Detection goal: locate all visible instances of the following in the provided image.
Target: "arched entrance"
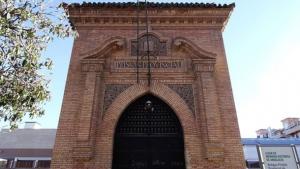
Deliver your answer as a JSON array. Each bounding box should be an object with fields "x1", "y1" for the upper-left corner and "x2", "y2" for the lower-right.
[{"x1": 112, "y1": 94, "x2": 186, "y2": 169}]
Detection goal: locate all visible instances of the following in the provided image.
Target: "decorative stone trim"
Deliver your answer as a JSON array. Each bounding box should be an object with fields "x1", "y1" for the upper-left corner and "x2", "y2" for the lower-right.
[
  {"x1": 192, "y1": 62, "x2": 215, "y2": 72},
  {"x1": 81, "y1": 37, "x2": 125, "y2": 59},
  {"x1": 131, "y1": 34, "x2": 167, "y2": 57},
  {"x1": 103, "y1": 84, "x2": 133, "y2": 112},
  {"x1": 173, "y1": 37, "x2": 216, "y2": 59},
  {"x1": 66, "y1": 3, "x2": 233, "y2": 30},
  {"x1": 69, "y1": 17, "x2": 227, "y2": 28},
  {"x1": 167, "y1": 84, "x2": 195, "y2": 115},
  {"x1": 81, "y1": 59, "x2": 104, "y2": 72}
]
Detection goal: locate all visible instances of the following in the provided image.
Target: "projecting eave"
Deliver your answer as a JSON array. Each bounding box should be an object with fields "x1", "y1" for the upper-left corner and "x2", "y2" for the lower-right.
[
  {"x1": 63, "y1": 2, "x2": 234, "y2": 31},
  {"x1": 65, "y1": 2, "x2": 235, "y2": 9}
]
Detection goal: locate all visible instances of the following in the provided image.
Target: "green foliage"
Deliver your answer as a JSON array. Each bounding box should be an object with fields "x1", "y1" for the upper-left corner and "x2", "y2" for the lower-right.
[{"x1": 0, "y1": 0, "x2": 76, "y2": 128}]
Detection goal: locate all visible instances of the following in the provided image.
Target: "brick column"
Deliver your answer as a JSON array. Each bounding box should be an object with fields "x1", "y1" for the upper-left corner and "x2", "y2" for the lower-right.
[
  {"x1": 193, "y1": 60, "x2": 224, "y2": 161},
  {"x1": 73, "y1": 59, "x2": 104, "y2": 161}
]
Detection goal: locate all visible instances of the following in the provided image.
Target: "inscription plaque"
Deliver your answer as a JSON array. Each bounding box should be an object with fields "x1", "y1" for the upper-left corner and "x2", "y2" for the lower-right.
[{"x1": 111, "y1": 58, "x2": 186, "y2": 72}]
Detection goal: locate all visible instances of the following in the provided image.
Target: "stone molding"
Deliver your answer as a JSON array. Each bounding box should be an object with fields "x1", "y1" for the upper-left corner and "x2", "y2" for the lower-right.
[
  {"x1": 173, "y1": 37, "x2": 216, "y2": 59},
  {"x1": 78, "y1": 35, "x2": 218, "y2": 74},
  {"x1": 192, "y1": 62, "x2": 215, "y2": 72},
  {"x1": 69, "y1": 17, "x2": 227, "y2": 30},
  {"x1": 81, "y1": 36, "x2": 125, "y2": 59},
  {"x1": 172, "y1": 37, "x2": 216, "y2": 73},
  {"x1": 81, "y1": 59, "x2": 104, "y2": 72},
  {"x1": 67, "y1": 6, "x2": 232, "y2": 30}
]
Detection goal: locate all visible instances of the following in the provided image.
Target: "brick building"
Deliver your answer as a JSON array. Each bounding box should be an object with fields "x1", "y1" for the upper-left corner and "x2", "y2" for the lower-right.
[{"x1": 51, "y1": 2, "x2": 245, "y2": 169}]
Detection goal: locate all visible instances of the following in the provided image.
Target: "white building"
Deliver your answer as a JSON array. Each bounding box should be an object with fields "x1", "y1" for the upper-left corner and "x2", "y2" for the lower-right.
[{"x1": 256, "y1": 117, "x2": 300, "y2": 138}]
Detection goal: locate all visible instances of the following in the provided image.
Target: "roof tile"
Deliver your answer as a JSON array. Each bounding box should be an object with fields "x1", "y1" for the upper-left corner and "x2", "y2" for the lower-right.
[{"x1": 66, "y1": 2, "x2": 235, "y2": 9}]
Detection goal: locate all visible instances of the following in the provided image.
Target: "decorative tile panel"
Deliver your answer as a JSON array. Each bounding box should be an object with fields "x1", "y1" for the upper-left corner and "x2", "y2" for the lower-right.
[
  {"x1": 103, "y1": 84, "x2": 132, "y2": 111},
  {"x1": 167, "y1": 84, "x2": 195, "y2": 115}
]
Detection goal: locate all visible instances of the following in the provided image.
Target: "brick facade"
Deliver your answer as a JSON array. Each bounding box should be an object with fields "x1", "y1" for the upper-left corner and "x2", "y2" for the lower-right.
[{"x1": 51, "y1": 2, "x2": 245, "y2": 169}]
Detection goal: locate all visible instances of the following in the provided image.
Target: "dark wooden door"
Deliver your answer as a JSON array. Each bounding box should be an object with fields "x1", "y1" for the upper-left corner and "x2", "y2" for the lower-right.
[{"x1": 112, "y1": 94, "x2": 186, "y2": 169}]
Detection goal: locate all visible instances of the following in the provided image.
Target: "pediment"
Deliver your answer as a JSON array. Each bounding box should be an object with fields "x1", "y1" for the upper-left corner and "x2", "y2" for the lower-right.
[
  {"x1": 80, "y1": 35, "x2": 217, "y2": 73},
  {"x1": 172, "y1": 37, "x2": 216, "y2": 61},
  {"x1": 131, "y1": 32, "x2": 167, "y2": 57},
  {"x1": 81, "y1": 36, "x2": 126, "y2": 59}
]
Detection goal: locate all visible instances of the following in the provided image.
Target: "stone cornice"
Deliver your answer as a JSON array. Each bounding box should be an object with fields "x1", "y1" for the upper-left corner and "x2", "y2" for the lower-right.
[
  {"x1": 67, "y1": 5, "x2": 233, "y2": 30},
  {"x1": 69, "y1": 16, "x2": 228, "y2": 29}
]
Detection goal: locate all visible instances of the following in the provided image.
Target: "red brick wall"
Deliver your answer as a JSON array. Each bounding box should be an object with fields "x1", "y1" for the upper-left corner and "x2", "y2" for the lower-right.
[{"x1": 51, "y1": 5, "x2": 245, "y2": 169}]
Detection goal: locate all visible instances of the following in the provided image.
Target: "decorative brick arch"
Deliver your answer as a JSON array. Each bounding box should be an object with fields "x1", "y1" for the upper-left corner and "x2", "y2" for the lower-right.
[{"x1": 95, "y1": 83, "x2": 202, "y2": 169}]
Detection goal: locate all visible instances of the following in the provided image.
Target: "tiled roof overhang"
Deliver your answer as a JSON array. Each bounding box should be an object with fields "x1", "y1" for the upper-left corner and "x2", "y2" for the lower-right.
[
  {"x1": 65, "y1": 2, "x2": 235, "y2": 9},
  {"x1": 64, "y1": 2, "x2": 235, "y2": 31}
]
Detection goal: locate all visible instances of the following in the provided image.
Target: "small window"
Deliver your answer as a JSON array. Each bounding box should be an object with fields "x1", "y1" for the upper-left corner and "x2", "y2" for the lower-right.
[
  {"x1": 37, "y1": 160, "x2": 51, "y2": 168},
  {"x1": 246, "y1": 160, "x2": 260, "y2": 168},
  {"x1": 0, "y1": 159, "x2": 7, "y2": 168},
  {"x1": 16, "y1": 160, "x2": 34, "y2": 168},
  {"x1": 6, "y1": 159, "x2": 14, "y2": 168}
]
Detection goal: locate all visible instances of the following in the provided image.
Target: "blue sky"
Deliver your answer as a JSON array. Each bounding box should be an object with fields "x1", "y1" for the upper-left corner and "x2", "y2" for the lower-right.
[{"x1": 19, "y1": 0, "x2": 300, "y2": 138}]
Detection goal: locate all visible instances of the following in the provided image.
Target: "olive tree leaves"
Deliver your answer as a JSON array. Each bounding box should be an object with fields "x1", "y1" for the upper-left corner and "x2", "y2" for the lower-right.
[{"x1": 0, "y1": 0, "x2": 76, "y2": 128}]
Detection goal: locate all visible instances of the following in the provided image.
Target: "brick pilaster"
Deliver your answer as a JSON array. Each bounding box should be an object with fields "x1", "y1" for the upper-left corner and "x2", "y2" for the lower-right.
[
  {"x1": 73, "y1": 59, "x2": 104, "y2": 161},
  {"x1": 193, "y1": 60, "x2": 224, "y2": 160}
]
